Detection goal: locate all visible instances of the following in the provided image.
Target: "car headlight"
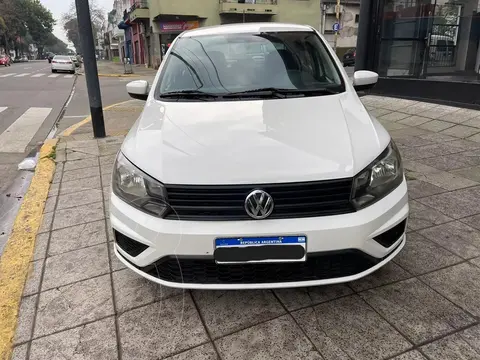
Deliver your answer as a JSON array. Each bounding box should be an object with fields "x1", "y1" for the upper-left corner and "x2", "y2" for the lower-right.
[
  {"x1": 112, "y1": 152, "x2": 168, "y2": 217},
  {"x1": 352, "y1": 141, "x2": 403, "y2": 209}
]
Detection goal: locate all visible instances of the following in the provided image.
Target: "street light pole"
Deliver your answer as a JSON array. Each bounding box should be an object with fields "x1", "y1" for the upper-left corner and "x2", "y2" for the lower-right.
[{"x1": 75, "y1": 0, "x2": 106, "y2": 138}]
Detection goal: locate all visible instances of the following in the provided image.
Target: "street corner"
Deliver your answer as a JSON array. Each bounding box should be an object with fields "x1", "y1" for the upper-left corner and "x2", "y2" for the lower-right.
[
  {"x1": 60, "y1": 100, "x2": 144, "y2": 140},
  {"x1": 0, "y1": 139, "x2": 57, "y2": 360},
  {"x1": 97, "y1": 73, "x2": 140, "y2": 78}
]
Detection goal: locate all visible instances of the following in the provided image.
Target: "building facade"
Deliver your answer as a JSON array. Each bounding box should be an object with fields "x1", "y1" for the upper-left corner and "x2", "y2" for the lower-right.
[
  {"x1": 356, "y1": 0, "x2": 480, "y2": 107},
  {"x1": 322, "y1": 0, "x2": 360, "y2": 52},
  {"x1": 113, "y1": 0, "x2": 360, "y2": 67}
]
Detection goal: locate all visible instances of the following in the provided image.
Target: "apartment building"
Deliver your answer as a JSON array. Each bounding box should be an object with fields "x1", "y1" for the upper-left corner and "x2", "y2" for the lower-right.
[
  {"x1": 321, "y1": 0, "x2": 360, "y2": 52},
  {"x1": 116, "y1": 0, "x2": 359, "y2": 67}
]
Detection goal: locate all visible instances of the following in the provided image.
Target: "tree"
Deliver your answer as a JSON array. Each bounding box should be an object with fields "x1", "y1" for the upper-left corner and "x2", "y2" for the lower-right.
[
  {"x1": 64, "y1": 18, "x2": 81, "y2": 53},
  {"x1": 0, "y1": 0, "x2": 54, "y2": 58},
  {"x1": 62, "y1": 0, "x2": 106, "y2": 54},
  {"x1": 44, "y1": 33, "x2": 69, "y2": 55},
  {"x1": 26, "y1": 0, "x2": 55, "y2": 58}
]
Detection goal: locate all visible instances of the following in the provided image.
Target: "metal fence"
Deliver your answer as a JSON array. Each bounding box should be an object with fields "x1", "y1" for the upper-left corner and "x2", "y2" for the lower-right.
[{"x1": 427, "y1": 24, "x2": 458, "y2": 67}]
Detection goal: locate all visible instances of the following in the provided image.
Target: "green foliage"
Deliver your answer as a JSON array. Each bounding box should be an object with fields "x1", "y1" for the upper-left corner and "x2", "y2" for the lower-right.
[
  {"x1": 44, "y1": 33, "x2": 69, "y2": 55},
  {"x1": 63, "y1": 18, "x2": 81, "y2": 53},
  {"x1": 62, "y1": 0, "x2": 106, "y2": 54},
  {"x1": 0, "y1": 0, "x2": 55, "y2": 57}
]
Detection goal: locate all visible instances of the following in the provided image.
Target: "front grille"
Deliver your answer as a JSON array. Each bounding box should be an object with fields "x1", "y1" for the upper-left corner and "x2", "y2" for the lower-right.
[
  {"x1": 164, "y1": 179, "x2": 355, "y2": 220},
  {"x1": 127, "y1": 250, "x2": 383, "y2": 284}
]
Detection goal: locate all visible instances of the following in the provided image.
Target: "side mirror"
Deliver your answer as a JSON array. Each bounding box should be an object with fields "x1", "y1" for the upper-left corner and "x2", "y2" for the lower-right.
[
  {"x1": 126, "y1": 80, "x2": 149, "y2": 101},
  {"x1": 352, "y1": 70, "x2": 378, "y2": 92}
]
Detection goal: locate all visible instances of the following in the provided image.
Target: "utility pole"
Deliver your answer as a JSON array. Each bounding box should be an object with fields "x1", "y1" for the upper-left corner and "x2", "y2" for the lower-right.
[
  {"x1": 333, "y1": 0, "x2": 341, "y2": 53},
  {"x1": 75, "y1": 0, "x2": 106, "y2": 138}
]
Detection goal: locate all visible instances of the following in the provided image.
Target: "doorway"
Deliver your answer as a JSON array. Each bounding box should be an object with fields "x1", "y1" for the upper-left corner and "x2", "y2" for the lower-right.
[
  {"x1": 135, "y1": 41, "x2": 140, "y2": 64},
  {"x1": 376, "y1": 0, "x2": 435, "y2": 78}
]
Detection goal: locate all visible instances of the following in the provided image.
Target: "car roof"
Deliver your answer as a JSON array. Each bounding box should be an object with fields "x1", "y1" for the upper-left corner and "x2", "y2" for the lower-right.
[{"x1": 181, "y1": 22, "x2": 314, "y2": 38}]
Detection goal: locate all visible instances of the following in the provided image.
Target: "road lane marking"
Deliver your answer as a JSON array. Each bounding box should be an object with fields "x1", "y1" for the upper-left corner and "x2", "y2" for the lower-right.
[
  {"x1": 0, "y1": 107, "x2": 7, "y2": 114},
  {"x1": 48, "y1": 74, "x2": 59, "y2": 78},
  {"x1": 0, "y1": 107, "x2": 52, "y2": 153},
  {"x1": 0, "y1": 73, "x2": 15, "y2": 77},
  {"x1": 63, "y1": 115, "x2": 89, "y2": 118},
  {"x1": 31, "y1": 73, "x2": 45, "y2": 77},
  {"x1": 64, "y1": 75, "x2": 74, "y2": 78},
  {"x1": 14, "y1": 73, "x2": 30, "y2": 77}
]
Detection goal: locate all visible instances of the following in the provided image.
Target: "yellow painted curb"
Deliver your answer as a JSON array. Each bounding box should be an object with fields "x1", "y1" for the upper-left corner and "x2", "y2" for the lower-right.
[
  {"x1": 60, "y1": 100, "x2": 132, "y2": 137},
  {"x1": 0, "y1": 139, "x2": 58, "y2": 360}
]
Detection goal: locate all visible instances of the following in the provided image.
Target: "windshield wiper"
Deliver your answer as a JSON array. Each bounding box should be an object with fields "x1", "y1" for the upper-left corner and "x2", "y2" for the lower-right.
[
  {"x1": 225, "y1": 87, "x2": 342, "y2": 98},
  {"x1": 159, "y1": 90, "x2": 220, "y2": 100}
]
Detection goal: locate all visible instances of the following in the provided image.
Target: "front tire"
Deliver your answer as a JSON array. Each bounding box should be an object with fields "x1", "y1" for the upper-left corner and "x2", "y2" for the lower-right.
[
  {"x1": 70, "y1": 70, "x2": 75, "y2": 74},
  {"x1": 51, "y1": 69, "x2": 56, "y2": 73}
]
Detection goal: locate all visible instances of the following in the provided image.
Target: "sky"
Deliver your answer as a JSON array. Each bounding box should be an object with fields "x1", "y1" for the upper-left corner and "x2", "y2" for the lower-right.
[{"x1": 39, "y1": 0, "x2": 112, "y2": 46}]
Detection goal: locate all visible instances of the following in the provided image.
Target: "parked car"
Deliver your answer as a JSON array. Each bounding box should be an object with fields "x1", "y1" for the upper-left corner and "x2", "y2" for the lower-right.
[
  {"x1": 51, "y1": 55, "x2": 75, "y2": 74},
  {"x1": 0, "y1": 55, "x2": 11, "y2": 66},
  {"x1": 343, "y1": 48, "x2": 356, "y2": 66},
  {"x1": 70, "y1": 56, "x2": 80, "y2": 67},
  {"x1": 113, "y1": 23, "x2": 407, "y2": 290}
]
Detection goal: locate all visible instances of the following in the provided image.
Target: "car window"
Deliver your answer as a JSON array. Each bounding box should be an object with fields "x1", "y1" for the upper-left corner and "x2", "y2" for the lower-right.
[{"x1": 157, "y1": 31, "x2": 343, "y2": 98}]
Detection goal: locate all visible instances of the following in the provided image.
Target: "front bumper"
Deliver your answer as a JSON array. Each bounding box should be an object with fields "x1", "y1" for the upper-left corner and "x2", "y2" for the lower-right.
[{"x1": 110, "y1": 179, "x2": 408, "y2": 289}]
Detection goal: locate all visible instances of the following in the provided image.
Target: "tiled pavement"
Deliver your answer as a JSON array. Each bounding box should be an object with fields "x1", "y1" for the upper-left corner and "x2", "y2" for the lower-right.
[{"x1": 12, "y1": 96, "x2": 480, "y2": 360}]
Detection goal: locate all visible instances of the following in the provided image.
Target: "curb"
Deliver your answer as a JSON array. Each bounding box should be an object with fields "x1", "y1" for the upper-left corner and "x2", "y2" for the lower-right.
[
  {"x1": 0, "y1": 139, "x2": 58, "y2": 360},
  {"x1": 98, "y1": 73, "x2": 140, "y2": 78},
  {"x1": 59, "y1": 100, "x2": 133, "y2": 137}
]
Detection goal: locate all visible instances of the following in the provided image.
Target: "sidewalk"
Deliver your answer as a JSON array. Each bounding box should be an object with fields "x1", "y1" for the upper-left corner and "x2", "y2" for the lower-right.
[
  {"x1": 92, "y1": 61, "x2": 157, "y2": 78},
  {"x1": 61, "y1": 99, "x2": 145, "y2": 140},
  {"x1": 6, "y1": 96, "x2": 480, "y2": 360}
]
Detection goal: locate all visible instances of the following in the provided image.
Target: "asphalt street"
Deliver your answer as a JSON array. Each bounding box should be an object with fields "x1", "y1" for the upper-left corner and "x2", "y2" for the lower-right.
[
  {"x1": 56, "y1": 72, "x2": 151, "y2": 134},
  {"x1": 0, "y1": 60, "x2": 76, "y2": 253},
  {"x1": 0, "y1": 60, "x2": 75, "y2": 185}
]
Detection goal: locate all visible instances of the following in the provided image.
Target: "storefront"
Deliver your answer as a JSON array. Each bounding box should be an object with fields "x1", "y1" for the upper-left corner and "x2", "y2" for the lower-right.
[
  {"x1": 356, "y1": 0, "x2": 480, "y2": 107},
  {"x1": 158, "y1": 20, "x2": 200, "y2": 59}
]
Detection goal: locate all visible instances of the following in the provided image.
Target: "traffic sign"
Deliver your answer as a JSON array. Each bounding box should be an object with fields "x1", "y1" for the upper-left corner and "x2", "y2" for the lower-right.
[{"x1": 333, "y1": 23, "x2": 340, "y2": 32}]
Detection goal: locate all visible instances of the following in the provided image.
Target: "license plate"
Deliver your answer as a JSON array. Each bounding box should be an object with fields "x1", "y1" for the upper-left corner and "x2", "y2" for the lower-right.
[{"x1": 214, "y1": 235, "x2": 307, "y2": 264}]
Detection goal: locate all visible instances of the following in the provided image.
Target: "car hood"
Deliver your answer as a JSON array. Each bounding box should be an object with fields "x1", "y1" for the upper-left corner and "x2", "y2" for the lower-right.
[{"x1": 122, "y1": 93, "x2": 390, "y2": 185}]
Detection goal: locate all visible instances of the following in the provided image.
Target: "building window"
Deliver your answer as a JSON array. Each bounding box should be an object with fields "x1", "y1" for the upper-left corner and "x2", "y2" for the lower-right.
[{"x1": 355, "y1": 14, "x2": 360, "y2": 23}]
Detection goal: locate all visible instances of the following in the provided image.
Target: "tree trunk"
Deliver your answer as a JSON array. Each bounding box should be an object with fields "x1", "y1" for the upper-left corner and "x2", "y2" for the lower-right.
[{"x1": 38, "y1": 46, "x2": 43, "y2": 60}]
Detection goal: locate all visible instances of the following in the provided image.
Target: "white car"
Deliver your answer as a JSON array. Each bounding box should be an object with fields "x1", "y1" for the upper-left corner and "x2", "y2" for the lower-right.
[
  {"x1": 51, "y1": 55, "x2": 75, "y2": 74},
  {"x1": 111, "y1": 23, "x2": 408, "y2": 290}
]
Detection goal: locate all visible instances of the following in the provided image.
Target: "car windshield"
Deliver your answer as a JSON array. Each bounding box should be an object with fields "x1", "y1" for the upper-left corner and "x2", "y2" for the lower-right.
[
  {"x1": 157, "y1": 31, "x2": 344, "y2": 99},
  {"x1": 54, "y1": 56, "x2": 70, "y2": 60}
]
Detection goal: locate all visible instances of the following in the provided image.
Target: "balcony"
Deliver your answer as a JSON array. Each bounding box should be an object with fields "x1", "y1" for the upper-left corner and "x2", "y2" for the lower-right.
[
  {"x1": 129, "y1": 1, "x2": 150, "y2": 22},
  {"x1": 219, "y1": 0, "x2": 278, "y2": 15}
]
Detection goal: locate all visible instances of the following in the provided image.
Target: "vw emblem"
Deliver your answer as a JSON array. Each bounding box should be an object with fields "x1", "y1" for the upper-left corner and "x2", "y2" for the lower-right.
[{"x1": 245, "y1": 190, "x2": 274, "y2": 220}]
